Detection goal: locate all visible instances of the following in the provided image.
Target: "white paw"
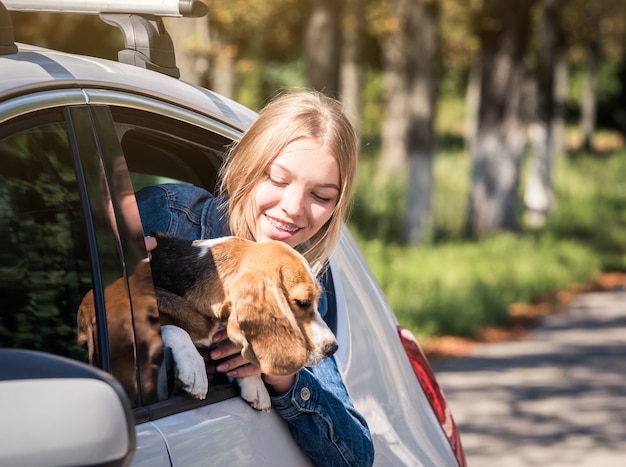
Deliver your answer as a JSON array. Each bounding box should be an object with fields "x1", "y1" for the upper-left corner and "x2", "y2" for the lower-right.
[
  {"x1": 161, "y1": 325, "x2": 208, "y2": 399},
  {"x1": 237, "y1": 376, "x2": 271, "y2": 411}
]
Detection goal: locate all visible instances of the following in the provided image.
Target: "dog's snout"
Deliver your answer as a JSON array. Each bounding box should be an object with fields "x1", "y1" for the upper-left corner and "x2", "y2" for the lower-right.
[{"x1": 324, "y1": 341, "x2": 338, "y2": 357}]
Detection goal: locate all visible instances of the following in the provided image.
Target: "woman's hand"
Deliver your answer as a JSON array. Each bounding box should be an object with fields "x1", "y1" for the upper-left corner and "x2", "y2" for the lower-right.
[
  {"x1": 210, "y1": 326, "x2": 296, "y2": 395},
  {"x1": 144, "y1": 236, "x2": 157, "y2": 259}
]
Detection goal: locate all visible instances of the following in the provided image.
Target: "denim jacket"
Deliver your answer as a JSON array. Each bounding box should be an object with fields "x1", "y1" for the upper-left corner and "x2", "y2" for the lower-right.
[{"x1": 135, "y1": 184, "x2": 374, "y2": 467}]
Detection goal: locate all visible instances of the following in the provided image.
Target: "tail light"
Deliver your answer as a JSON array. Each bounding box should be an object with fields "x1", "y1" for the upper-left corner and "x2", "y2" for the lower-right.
[{"x1": 397, "y1": 326, "x2": 467, "y2": 467}]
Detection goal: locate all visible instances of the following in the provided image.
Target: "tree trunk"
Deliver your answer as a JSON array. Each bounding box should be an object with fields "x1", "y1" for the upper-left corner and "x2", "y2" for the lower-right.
[
  {"x1": 340, "y1": 0, "x2": 362, "y2": 138},
  {"x1": 305, "y1": 0, "x2": 341, "y2": 98},
  {"x1": 580, "y1": 41, "x2": 600, "y2": 152},
  {"x1": 164, "y1": 17, "x2": 211, "y2": 87},
  {"x1": 209, "y1": 33, "x2": 237, "y2": 99},
  {"x1": 468, "y1": 0, "x2": 536, "y2": 238},
  {"x1": 524, "y1": 0, "x2": 564, "y2": 227},
  {"x1": 464, "y1": 52, "x2": 481, "y2": 157},
  {"x1": 552, "y1": 55, "x2": 568, "y2": 158},
  {"x1": 379, "y1": 2, "x2": 410, "y2": 175},
  {"x1": 404, "y1": 0, "x2": 439, "y2": 244}
]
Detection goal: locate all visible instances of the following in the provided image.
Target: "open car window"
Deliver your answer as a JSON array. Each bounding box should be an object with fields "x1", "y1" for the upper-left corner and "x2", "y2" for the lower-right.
[
  {"x1": 110, "y1": 106, "x2": 243, "y2": 412},
  {"x1": 110, "y1": 107, "x2": 231, "y2": 192}
]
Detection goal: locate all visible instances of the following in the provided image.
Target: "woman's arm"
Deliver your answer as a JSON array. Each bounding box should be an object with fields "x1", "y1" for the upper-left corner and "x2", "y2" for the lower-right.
[{"x1": 269, "y1": 356, "x2": 375, "y2": 467}]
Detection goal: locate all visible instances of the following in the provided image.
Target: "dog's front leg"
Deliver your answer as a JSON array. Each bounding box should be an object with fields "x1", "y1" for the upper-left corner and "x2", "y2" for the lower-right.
[
  {"x1": 160, "y1": 325, "x2": 208, "y2": 399},
  {"x1": 237, "y1": 375, "x2": 271, "y2": 411}
]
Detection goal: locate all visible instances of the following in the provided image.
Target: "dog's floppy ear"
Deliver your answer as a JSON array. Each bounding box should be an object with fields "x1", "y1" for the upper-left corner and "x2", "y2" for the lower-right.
[{"x1": 227, "y1": 273, "x2": 308, "y2": 376}]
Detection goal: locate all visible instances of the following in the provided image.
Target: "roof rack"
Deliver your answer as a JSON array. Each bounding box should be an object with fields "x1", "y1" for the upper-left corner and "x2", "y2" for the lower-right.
[
  {"x1": 1, "y1": 1, "x2": 208, "y2": 17},
  {"x1": 0, "y1": 0, "x2": 209, "y2": 78}
]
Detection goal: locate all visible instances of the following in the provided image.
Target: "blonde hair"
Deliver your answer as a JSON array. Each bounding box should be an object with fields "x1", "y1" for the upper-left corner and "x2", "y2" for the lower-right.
[{"x1": 218, "y1": 90, "x2": 358, "y2": 273}]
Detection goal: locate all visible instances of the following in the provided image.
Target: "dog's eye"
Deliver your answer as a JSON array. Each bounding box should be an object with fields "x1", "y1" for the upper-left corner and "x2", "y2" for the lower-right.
[{"x1": 294, "y1": 299, "x2": 311, "y2": 310}]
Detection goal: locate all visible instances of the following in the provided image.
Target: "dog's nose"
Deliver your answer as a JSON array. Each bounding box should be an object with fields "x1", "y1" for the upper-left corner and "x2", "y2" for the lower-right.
[{"x1": 324, "y1": 341, "x2": 338, "y2": 357}]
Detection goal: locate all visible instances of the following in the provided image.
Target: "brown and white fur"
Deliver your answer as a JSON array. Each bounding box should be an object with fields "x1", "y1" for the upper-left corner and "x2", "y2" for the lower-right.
[{"x1": 150, "y1": 232, "x2": 338, "y2": 410}]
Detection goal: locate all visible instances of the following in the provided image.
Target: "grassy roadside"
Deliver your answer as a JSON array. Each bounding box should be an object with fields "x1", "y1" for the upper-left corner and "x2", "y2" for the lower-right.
[{"x1": 348, "y1": 132, "x2": 626, "y2": 345}]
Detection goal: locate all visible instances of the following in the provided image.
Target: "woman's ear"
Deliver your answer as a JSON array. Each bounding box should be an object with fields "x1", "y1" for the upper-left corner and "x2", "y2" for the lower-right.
[{"x1": 227, "y1": 274, "x2": 308, "y2": 375}]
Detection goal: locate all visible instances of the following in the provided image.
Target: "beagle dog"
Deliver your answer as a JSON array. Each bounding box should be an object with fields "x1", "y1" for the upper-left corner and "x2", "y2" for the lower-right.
[
  {"x1": 77, "y1": 259, "x2": 164, "y2": 403},
  {"x1": 150, "y1": 232, "x2": 338, "y2": 410}
]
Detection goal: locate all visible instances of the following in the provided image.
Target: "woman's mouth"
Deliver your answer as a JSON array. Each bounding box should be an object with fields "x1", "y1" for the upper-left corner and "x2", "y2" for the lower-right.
[{"x1": 265, "y1": 215, "x2": 301, "y2": 232}]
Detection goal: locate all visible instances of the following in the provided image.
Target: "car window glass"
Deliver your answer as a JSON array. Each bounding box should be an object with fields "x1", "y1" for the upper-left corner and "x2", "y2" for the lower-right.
[
  {"x1": 111, "y1": 108, "x2": 237, "y2": 400},
  {"x1": 110, "y1": 108, "x2": 229, "y2": 192},
  {"x1": 0, "y1": 117, "x2": 91, "y2": 363},
  {"x1": 89, "y1": 105, "x2": 163, "y2": 406},
  {"x1": 55, "y1": 104, "x2": 169, "y2": 409}
]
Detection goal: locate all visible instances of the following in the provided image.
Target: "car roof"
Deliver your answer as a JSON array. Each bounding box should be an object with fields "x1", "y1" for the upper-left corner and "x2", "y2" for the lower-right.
[
  {"x1": 0, "y1": 42, "x2": 257, "y2": 131},
  {"x1": 0, "y1": 1, "x2": 257, "y2": 129}
]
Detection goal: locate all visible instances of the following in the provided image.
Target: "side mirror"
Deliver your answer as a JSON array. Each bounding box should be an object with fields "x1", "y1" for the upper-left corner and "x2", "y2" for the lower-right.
[{"x1": 0, "y1": 349, "x2": 136, "y2": 467}]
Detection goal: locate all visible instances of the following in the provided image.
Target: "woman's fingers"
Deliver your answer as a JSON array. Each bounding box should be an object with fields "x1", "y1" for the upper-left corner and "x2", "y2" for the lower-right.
[
  {"x1": 218, "y1": 358, "x2": 261, "y2": 378},
  {"x1": 144, "y1": 236, "x2": 157, "y2": 252},
  {"x1": 211, "y1": 326, "x2": 228, "y2": 344},
  {"x1": 210, "y1": 335, "x2": 261, "y2": 377},
  {"x1": 210, "y1": 340, "x2": 240, "y2": 360}
]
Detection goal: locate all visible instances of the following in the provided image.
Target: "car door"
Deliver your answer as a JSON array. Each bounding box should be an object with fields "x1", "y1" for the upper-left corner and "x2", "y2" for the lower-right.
[{"x1": 0, "y1": 97, "x2": 171, "y2": 465}]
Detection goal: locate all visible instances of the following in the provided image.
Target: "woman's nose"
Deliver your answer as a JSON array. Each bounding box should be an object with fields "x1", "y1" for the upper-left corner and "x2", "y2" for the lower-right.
[{"x1": 280, "y1": 185, "x2": 306, "y2": 217}]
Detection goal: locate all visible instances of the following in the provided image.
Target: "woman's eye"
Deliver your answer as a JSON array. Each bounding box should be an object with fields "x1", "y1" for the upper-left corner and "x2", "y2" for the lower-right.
[
  {"x1": 267, "y1": 174, "x2": 287, "y2": 186},
  {"x1": 313, "y1": 193, "x2": 332, "y2": 203}
]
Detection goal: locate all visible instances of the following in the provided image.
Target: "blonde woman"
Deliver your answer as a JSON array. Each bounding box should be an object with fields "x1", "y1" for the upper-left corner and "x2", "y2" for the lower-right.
[{"x1": 137, "y1": 90, "x2": 374, "y2": 466}]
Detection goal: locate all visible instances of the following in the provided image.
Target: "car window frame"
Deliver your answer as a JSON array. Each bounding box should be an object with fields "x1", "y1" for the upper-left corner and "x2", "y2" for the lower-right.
[
  {"x1": 102, "y1": 100, "x2": 247, "y2": 419},
  {"x1": 0, "y1": 101, "x2": 144, "y2": 399}
]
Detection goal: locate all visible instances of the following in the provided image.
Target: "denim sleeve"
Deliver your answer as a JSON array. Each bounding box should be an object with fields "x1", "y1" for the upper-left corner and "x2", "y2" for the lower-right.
[
  {"x1": 270, "y1": 357, "x2": 375, "y2": 467},
  {"x1": 135, "y1": 185, "x2": 173, "y2": 236},
  {"x1": 135, "y1": 184, "x2": 223, "y2": 239}
]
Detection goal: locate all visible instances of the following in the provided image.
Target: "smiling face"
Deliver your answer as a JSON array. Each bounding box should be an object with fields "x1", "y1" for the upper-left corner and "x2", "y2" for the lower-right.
[{"x1": 249, "y1": 138, "x2": 340, "y2": 248}]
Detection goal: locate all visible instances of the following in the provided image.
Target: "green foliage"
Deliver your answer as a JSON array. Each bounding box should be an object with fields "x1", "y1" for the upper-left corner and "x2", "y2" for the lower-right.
[
  {"x1": 353, "y1": 232, "x2": 599, "y2": 340},
  {"x1": 567, "y1": 62, "x2": 623, "y2": 110},
  {"x1": 350, "y1": 156, "x2": 406, "y2": 244},
  {"x1": 546, "y1": 151, "x2": 626, "y2": 271},
  {"x1": 349, "y1": 143, "x2": 626, "y2": 340},
  {"x1": 262, "y1": 60, "x2": 307, "y2": 90},
  {"x1": 360, "y1": 67, "x2": 385, "y2": 140}
]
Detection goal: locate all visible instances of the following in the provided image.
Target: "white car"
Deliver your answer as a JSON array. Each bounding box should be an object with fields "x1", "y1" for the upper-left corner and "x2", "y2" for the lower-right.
[{"x1": 0, "y1": 1, "x2": 466, "y2": 466}]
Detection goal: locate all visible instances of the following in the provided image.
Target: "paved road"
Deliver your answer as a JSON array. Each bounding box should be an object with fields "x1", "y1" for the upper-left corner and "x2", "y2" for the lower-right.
[{"x1": 431, "y1": 290, "x2": 626, "y2": 466}]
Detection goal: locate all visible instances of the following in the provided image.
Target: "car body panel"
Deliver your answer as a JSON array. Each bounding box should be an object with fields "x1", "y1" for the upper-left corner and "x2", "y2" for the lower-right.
[
  {"x1": 0, "y1": 88, "x2": 87, "y2": 121},
  {"x1": 133, "y1": 423, "x2": 172, "y2": 466},
  {"x1": 0, "y1": 44, "x2": 257, "y2": 130},
  {"x1": 147, "y1": 398, "x2": 313, "y2": 466},
  {"x1": 331, "y1": 230, "x2": 458, "y2": 466}
]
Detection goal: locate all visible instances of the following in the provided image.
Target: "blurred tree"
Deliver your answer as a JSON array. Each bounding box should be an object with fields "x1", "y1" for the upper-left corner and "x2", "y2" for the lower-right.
[
  {"x1": 550, "y1": 49, "x2": 568, "y2": 161},
  {"x1": 578, "y1": 8, "x2": 601, "y2": 152},
  {"x1": 164, "y1": 17, "x2": 212, "y2": 88},
  {"x1": 340, "y1": 0, "x2": 364, "y2": 137},
  {"x1": 375, "y1": 0, "x2": 410, "y2": 174},
  {"x1": 462, "y1": 4, "x2": 482, "y2": 157},
  {"x1": 11, "y1": 12, "x2": 120, "y2": 60},
  {"x1": 563, "y1": 0, "x2": 626, "y2": 147},
  {"x1": 306, "y1": 0, "x2": 341, "y2": 98},
  {"x1": 467, "y1": 0, "x2": 536, "y2": 238},
  {"x1": 523, "y1": 0, "x2": 565, "y2": 228},
  {"x1": 369, "y1": 0, "x2": 440, "y2": 244},
  {"x1": 463, "y1": 53, "x2": 481, "y2": 157},
  {"x1": 404, "y1": 0, "x2": 440, "y2": 244}
]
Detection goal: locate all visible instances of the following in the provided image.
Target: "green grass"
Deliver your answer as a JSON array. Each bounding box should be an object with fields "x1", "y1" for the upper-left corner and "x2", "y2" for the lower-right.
[{"x1": 348, "y1": 137, "x2": 626, "y2": 340}]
